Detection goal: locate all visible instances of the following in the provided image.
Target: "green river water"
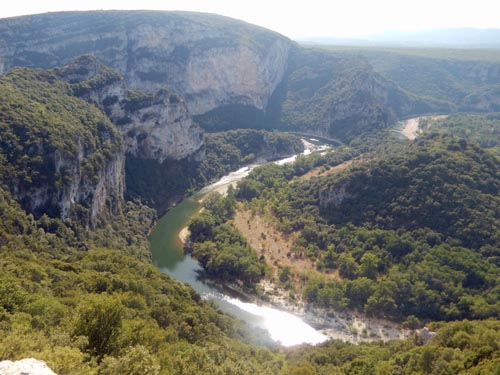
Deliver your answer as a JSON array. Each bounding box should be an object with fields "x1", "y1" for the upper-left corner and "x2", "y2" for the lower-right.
[{"x1": 148, "y1": 145, "x2": 330, "y2": 346}]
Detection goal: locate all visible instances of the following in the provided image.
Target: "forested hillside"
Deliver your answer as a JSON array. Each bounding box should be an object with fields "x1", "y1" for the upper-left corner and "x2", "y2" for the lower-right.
[
  {"x1": 0, "y1": 182, "x2": 292, "y2": 374},
  {"x1": 421, "y1": 112, "x2": 500, "y2": 155},
  {"x1": 283, "y1": 319, "x2": 499, "y2": 375},
  {"x1": 275, "y1": 47, "x2": 448, "y2": 141},
  {"x1": 189, "y1": 133, "x2": 499, "y2": 324},
  {"x1": 0, "y1": 67, "x2": 123, "y2": 223},
  {"x1": 0, "y1": 10, "x2": 499, "y2": 375},
  {"x1": 326, "y1": 47, "x2": 500, "y2": 113},
  {"x1": 183, "y1": 128, "x2": 500, "y2": 373},
  {"x1": 0, "y1": 65, "x2": 287, "y2": 374}
]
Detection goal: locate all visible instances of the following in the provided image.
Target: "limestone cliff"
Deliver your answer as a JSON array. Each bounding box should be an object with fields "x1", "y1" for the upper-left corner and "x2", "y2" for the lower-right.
[
  {"x1": 319, "y1": 184, "x2": 355, "y2": 209},
  {"x1": 0, "y1": 67, "x2": 124, "y2": 225},
  {"x1": 52, "y1": 139, "x2": 125, "y2": 222},
  {"x1": 0, "y1": 11, "x2": 291, "y2": 120},
  {"x1": 358, "y1": 50, "x2": 500, "y2": 113},
  {"x1": 54, "y1": 56, "x2": 204, "y2": 162}
]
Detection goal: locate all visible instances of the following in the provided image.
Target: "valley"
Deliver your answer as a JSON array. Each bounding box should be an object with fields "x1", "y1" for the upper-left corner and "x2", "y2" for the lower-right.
[
  {"x1": 0, "y1": 9, "x2": 498, "y2": 375},
  {"x1": 153, "y1": 140, "x2": 410, "y2": 344}
]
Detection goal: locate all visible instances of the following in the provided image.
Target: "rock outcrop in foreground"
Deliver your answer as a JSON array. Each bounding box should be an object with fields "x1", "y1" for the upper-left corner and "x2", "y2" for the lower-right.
[{"x1": 0, "y1": 358, "x2": 57, "y2": 375}]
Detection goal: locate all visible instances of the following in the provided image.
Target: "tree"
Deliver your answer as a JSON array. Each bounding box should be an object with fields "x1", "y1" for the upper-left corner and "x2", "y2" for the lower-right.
[
  {"x1": 359, "y1": 252, "x2": 379, "y2": 279},
  {"x1": 338, "y1": 253, "x2": 359, "y2": 279},
  {"x1": 188, "y1": 211, "x2": 216, "y2": 242},
  {"x1": 99, "y1": 345, "x2": 160, "y2": 375},
  {"x1": 73, "y1": 294, "x2": 123, "y2": 360},
  {"x1": 365, "y1": 282, "x2": 397, "y2": 317}
]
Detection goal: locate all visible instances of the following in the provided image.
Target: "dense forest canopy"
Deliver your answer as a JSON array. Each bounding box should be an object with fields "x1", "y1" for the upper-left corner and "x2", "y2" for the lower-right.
[
  {"x1": 420, "y1": 112, "x2": 500, "y2": 155},
  {"x1": 0, "y1": 66, "x2": 286, "y2": 375},
  {"x1": 189, "y1": 132, "x2": 500, "y2": 325}
]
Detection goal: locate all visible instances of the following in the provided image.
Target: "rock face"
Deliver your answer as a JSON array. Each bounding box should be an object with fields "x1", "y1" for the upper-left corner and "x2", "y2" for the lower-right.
[
  {"x1": 0, "y1": 66, "x2": 125, "y2": 224},
  {"x1": 13, "y1": 127, "x2": 125, "y2": 224},
  {"x1": 359, "y1": 51, "x2": 500, "y2": 113},
  {"x1": 0, "y1": 10, "x2": 291, "y2": 118},
  {"x1": 0, "y1": 358, "x2": 57, "y2": 375},
  {"x1": 52, "y1": 140, "x2": 125, "y2": 222},
  {"x1": 319, "y1": 184, "x2": 355, "y2": 209},
  {"x1": 117, "y1": 90, "x2": 205, "y2": 161},
  {"x1": 0, "y1": 10, "x2": 455, "y2": 145},
  {"x1": 55, "y1": 56, "x2": 204, "y2": 162},
  {"x1": 2, "y1": 9, "x2": 500, "y2": 148}
]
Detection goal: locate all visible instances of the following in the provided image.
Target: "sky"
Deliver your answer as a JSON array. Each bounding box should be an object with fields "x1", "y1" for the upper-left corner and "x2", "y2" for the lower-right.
[{"x1": 1, "y1": 0, "x2": 500, "y2": 39}]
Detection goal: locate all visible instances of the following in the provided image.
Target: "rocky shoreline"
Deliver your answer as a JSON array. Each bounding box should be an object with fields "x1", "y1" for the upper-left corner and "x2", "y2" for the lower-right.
[
  {"x1": 178, "y1": 227, "x2": 411, "y2": 344},
  {"x1": 221, "y1": 278, "x2": 411, "y2": 344}
]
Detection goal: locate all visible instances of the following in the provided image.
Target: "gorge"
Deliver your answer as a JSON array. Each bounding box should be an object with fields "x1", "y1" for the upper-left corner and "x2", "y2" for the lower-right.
[{"x1": 0, "y1": 9, "x2": 499, "y2": 375}]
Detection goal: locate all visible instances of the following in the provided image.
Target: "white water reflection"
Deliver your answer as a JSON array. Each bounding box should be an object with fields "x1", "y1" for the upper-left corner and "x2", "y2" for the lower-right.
[
  {"x1": 225, "y1": 297, "x2": 328, "y2": 347},
  {"x1": 154, "y1": 138, "x2": 334, "y2": 347}
]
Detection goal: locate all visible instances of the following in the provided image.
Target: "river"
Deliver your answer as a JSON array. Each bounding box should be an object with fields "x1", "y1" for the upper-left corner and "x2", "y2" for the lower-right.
[{"x1": 149, "y1": 140, "x2": 330, "y2": 347}]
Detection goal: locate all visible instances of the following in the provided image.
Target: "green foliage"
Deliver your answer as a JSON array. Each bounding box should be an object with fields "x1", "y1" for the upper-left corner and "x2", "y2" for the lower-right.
[
  {"x1": 0, "y1": 16, "x2": 498, "y2": 375},
  {"x1": 277, "y1": 47, "x2": 445, "y2": 142},
  {"x1": 321, "y1": 134, "x2": 500, "y2": 250},
  {"x1": 422, "y1": 112, "x2": 500, "y2": 155},
  {"x1": 318, "y1": 46, "x2": 500, "y2": 113},
  {"x1": 98, "y1": 345, "x2": 160, "y2": 375},
  {"x1": 234, "y1": 133, "x2": 499, "y2": 321},
  {"x1": 189, "y1": 192, "x2": 265, "y2": 288},
  {"x1": 74, "y1": 294, "x2": 123, "y2": 359},
  {"x1": 0, "y1": 183, "x2": 281, "y2": 374},
  {"x1": 53, "y1": 55, "x2": 123, "y2": 98},
  {"x1": 285, "y1": 319, "x2": 500, "y2": 375}
]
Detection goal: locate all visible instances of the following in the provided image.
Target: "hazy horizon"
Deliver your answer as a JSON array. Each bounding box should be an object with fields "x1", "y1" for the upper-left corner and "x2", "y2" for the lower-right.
[{"x1": 1, "y1": 0, "x2": 500, "y2": 40}]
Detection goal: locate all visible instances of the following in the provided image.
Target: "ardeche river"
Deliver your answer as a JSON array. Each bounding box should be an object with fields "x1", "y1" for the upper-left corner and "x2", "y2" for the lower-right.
[{"x1": 149, "y1": 140, "x2": 329, "y2": 347}]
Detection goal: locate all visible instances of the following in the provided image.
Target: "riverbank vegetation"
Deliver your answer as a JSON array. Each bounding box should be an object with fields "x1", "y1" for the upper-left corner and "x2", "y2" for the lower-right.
[
  {"x1": 184, "y1": 127, "x2": 500, "y2": 374},
  {"x1": 284, "y1": 319, "x2": 499, "y2": 375},
  {"x1": 0, "y1": 182, "x2": 291, "y2": 374},
  {"x1": 0, "y1": 66, "x2": 282, "y2": 374},
  {"x1": 126, "y1": 129, "x2": 303, "y2": 212},
  {"x1": 189, "y1": 129, "x2": 499, "y2": 324},
  {"x1": 420, "y1": 112, "x2": 500, "y2": 155},
  {"x1": 188, "y1": 190, "x2": 266, "y2": 287},
  {"x1": 234, "y1": 133, "x2": 499, "y2": 322}
]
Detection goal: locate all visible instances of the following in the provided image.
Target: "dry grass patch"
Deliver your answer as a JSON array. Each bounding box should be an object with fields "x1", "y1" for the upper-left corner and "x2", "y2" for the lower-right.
[
  {"x1": 233, "y1": 206, "x2": 340, "y2": 284},
  {"x1": 298, "y1": 159, "x2": 354, "y2": 181},
  {"x1": 233, "y1": 207, "x2": 308, "y2": 270}
]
